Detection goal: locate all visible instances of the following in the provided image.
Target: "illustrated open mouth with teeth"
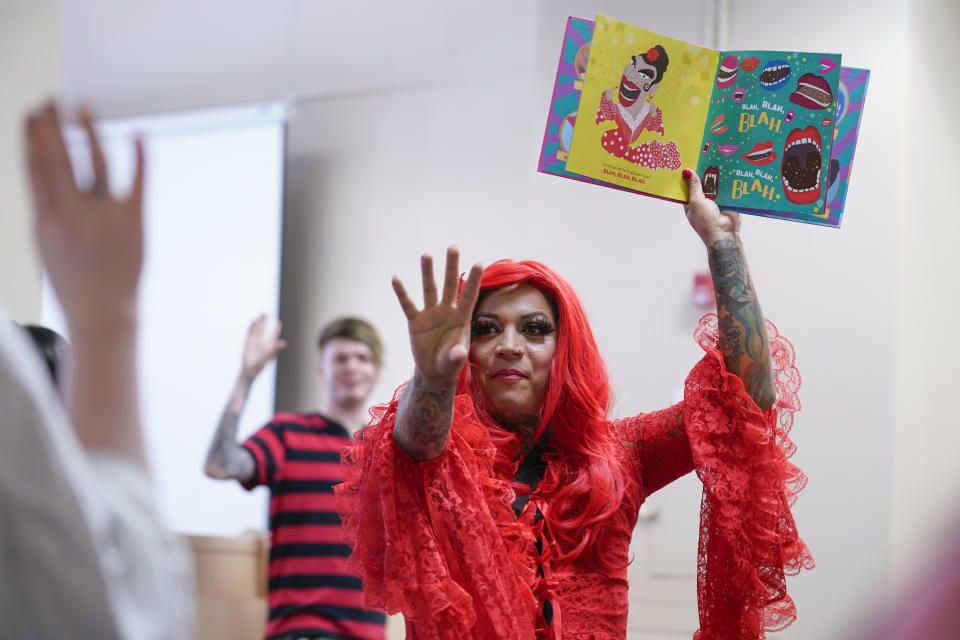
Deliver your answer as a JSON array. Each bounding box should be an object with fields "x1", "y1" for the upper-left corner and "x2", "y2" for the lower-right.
[
  {"x1": 759, "y1": 60, "x2": 792, "y2": 90},
  {"x1": 619, "y1": 76, "x2": 641, "y2": 106},
  {"x1": 789, "y1": 73, "x2": 834, "y2": 110},
  {"x1": 741, "y1": 141, "x2": 777, "y2": 166},
  {"x1": 781, "y1": 126, "x2": 823, "y2": 205},
  {"x1": 716, "y1": 54, "x2": 738, "y2": 89},
  {"x1": 702, "y1": 166, "x2": 719, "y2": 200}
]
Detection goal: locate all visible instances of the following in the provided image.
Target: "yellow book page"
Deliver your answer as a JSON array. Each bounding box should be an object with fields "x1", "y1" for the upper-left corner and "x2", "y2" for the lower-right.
[{"x1": 566, "y1": 15, "x2": 719, "y2": 201}]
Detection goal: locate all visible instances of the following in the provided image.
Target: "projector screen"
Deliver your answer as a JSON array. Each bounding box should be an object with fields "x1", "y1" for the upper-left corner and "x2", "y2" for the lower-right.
[{"x1": 42, "y1": 102, "x2": 285, "y2": 536}]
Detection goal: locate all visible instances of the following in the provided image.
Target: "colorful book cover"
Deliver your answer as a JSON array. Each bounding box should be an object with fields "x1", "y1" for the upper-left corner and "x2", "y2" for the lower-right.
[
  {"x1": 539, "y1": 16, "x2": 866, "y2": 227},
  {"x1": 565, "y1": 14, "x2": 718, "y2": 203}
]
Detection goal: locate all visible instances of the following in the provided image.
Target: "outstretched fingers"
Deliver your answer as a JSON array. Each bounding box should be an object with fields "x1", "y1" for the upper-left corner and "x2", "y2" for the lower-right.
[
  {"x1": 392, "y1": 276, "x2": 419, "y2": 320},
  {"x1": 420, "y1": 253, "x2": 438, "y2": 307},
  {"x1": 440, "y1": 246, "x2": 461, "y2": 305},
  {"x1": 128, "y1": 137, "x2": 145, "y2": 209},
  {"x1": 25, "y1": 103, "x2": 77, "y2": 218},
  {"x1": 457, "y1": 262, "x2": 484, "y2": 321},
  {"x1": 79, "y1": 109, "x2": 109, "y2": 198}
]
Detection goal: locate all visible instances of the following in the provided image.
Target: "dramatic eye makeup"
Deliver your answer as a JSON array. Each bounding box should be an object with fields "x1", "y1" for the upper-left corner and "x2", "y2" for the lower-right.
[
  {"x1": 471, "y1": 314, "x2": 500, "y2": 336},
  {"x1": 470, "y1": 312, "x2": 555, "y2": 338},
  {"x1": 521, "y1": 314, "x2": 555, "y2": 337}
]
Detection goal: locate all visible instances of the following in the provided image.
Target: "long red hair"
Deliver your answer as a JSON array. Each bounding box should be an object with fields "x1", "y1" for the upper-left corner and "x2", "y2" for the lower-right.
[{"x1": 456, "y1": 259, "x2": 625, "y2": 571}]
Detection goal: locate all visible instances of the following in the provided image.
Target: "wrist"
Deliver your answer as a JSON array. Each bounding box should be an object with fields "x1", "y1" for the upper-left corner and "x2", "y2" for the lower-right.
[
  {"x1": 67, "y1": 311, "x2": 137, "y2": 344},
  {"x1": 411, "y1": 369, "x2": 457, "y2": 395},
  {"x1": 702, "y1": 228, "x2": 740, "y2": 249}
]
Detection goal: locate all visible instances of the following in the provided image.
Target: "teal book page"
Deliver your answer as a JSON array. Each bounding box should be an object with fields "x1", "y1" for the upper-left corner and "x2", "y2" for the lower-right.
[
  {"x1": 726, "y1": 66, "x2": 870, "y2": 228},
  {"x1": 695, "y1": 50, "x2": 841, "y2": 214}
]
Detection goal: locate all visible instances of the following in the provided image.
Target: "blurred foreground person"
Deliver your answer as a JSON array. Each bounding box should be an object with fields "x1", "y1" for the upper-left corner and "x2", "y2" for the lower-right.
[
  {"x1": 0, "y1": 103, "x2": 193, "y2": 639},
  {"x1": 204, "y1": 316, "x2": 387, "y2": 640}
]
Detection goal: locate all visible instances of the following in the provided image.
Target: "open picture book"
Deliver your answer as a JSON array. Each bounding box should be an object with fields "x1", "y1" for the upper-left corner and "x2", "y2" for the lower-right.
[{"x1": 538, "y1": 15, "x2": 869, "y2": 227}]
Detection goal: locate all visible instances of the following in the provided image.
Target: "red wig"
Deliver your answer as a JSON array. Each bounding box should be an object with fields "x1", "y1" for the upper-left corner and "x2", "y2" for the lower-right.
[{"x1": 456, "y1": 259, "x2": 625, "y2": 571}]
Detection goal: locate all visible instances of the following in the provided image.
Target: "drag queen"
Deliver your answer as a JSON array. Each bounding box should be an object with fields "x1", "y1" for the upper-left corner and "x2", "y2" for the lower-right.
[{"x1": 337, "y1": 170, "x2": 812, "y2": 639}]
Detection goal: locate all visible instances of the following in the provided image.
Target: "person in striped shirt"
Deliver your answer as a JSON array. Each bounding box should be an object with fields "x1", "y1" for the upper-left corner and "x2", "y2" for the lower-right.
[{"x1": 204, "y1": 316, "x2": 387, "y2": 640}]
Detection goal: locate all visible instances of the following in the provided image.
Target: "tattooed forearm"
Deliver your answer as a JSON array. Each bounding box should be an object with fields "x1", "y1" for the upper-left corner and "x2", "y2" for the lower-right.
[
  {"x1": 394, "y1": 371, "x2": 456, "y2": 461},
  {"x1": 707, "y1": 235, "x2": 776, "y2": 410},
  {"x1": 204, "y1": 374, "x2": 256, "y2": 481}
]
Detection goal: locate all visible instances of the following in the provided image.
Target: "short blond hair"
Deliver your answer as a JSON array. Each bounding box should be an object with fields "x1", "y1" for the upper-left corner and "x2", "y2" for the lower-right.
[{"x1": 317, "y1": 317, "x2": 382, "y2": 368}]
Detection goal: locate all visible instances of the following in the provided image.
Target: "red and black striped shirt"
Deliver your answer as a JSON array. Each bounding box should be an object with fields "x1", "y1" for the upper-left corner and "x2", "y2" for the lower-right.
[{"x1": 241, "y1": 413, "x2": 386, "y2": 640}]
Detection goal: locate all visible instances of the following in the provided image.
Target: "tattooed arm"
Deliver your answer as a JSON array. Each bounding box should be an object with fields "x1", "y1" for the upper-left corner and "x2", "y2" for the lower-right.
[
  {"x1": 682, "y1": 170, "x2": 776, "y2": 410},
  {"x1": 391, "y1": 248, "x2": 483, "y2": 461},
  {"x1": 394, "y1": 372, "x2": 457, "y2": 461},
  {"x1": 204, "y1": 315, "x2": 285, "y2": 480},
  {"x1": 204, "y1": 373, "x2": 257, "y2": 480}
]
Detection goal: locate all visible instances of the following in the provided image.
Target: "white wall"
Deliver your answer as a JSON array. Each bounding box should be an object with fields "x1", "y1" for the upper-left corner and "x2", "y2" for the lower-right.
[
  {"x1": 0, "y1": 0, "x2": 62, "y2": 320},
  {"x1": 894, "y1": 0, "x2": 960, "y2": 593}
]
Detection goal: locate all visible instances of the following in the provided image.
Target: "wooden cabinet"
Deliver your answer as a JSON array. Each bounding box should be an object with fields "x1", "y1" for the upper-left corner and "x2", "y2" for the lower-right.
[{"x1": 188, "y1": 532, "x2": 270, "y2": 640}]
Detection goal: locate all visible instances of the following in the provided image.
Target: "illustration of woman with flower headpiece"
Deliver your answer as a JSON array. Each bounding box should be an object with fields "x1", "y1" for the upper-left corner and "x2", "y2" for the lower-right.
[{"x1": 595, "y1": 44, "x2": 681, "y2": 171}]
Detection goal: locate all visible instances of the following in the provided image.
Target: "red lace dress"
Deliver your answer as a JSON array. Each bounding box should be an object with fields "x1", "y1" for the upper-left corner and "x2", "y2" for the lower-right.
[{"x1": 336, "y1": 316, "x2": 813, "y2": 639}]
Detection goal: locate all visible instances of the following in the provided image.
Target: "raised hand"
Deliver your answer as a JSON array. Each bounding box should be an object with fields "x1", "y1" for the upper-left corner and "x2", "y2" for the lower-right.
[
  {"x1": 25, "y1": 103, "x2": 145, "y2": 332},
  {"x1": 392, "y1": 247, "x2": 483, "y2": 386},
  {"x1": 682, "y1": 168, "x2": 741, "y2": 247},
  {"x1": 392, "y1": 247, "x2": 483, "y2": 461},
  {"x1": 241, "y1": 314, "x2": 286, "y2": 379}
]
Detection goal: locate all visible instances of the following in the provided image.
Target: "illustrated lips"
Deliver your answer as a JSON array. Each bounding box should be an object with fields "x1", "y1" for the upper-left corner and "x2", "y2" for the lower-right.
[
  {"x1": 819, "y1": 56, "x2": 838, "y2": 74},
  {"x1": 781, "y1": 126, "x2": 823, "y2": 205},
  {"x1": 733, "y1": 87, "x2": 746, "y2": 103},
  {"x1": 741, "y1": 141, "x2": 777, "y2": 165},
  {"x1": 619, "y1": 76, "x2": 641, "y2": 106},
  {"x1": 709, "y1": 114, "x2": 727, "y2": 134},
  {"x1": 716, "y1": 54, "x2": 738, "y2": 89},
  {"x1": 740, "y1": 56, "x2": 760, "y2": 72},
  {"x1": 759, "y1": 59, "x2": 792, "y2": 90},
  {"x1": 789, "y1": 73, "x2": 834, "y2": 110},
  {"x1": 702, "y1": 166, "x2": 719, "y2": 200},
  {"x1": 718, "y1": 143, "x2": 740, "y2": 156},
  {"x1": 493, "y1": 369, "x2": 526, "y2": 380}
]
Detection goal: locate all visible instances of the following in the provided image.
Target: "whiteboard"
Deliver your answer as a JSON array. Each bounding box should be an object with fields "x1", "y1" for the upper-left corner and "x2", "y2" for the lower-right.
[{"x1": 42, "y1": 102, "x2": 285, "y2": 536}]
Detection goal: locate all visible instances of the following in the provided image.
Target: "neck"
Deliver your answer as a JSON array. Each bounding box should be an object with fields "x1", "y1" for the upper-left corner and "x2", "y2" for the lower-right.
[
  {"x1": 493, "y1": 412, "x2": 542, "y2": 459},
  {"x1": 320, "y1": 400, "x2": 369, "y2": 436}
]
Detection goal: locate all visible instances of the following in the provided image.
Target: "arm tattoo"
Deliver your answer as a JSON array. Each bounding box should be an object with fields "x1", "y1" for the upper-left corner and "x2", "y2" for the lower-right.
[
  {"x1": 394, "y1": 371, "x2": 455, "y2": 461},
  {"x1": 707, "y1": 236, "x2": 777, "y2": 410},
  {"x1": 204, "y1": 374, "x2": 256, "y2": 481}
]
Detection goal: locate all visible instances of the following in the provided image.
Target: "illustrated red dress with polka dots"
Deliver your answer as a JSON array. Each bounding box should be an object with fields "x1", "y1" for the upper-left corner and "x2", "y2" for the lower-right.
[
  {"x1": 596, "y1": 91, "x2": 682, "y2": 171},
  {"x1": 336, "y1": 315, "x2": 813, "y2": 639}
]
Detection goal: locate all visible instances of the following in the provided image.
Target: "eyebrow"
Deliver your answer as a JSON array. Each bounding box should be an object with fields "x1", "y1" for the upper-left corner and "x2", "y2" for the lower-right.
[
  {"x1": 631, "y1": 55, "x2": 637, "y2": 66},
  {"x1": 473, "y1": 311, "x2": 553, "y2": 321}
]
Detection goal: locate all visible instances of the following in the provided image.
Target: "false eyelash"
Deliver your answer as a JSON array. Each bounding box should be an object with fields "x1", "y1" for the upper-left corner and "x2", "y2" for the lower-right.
[{"x1": 471, "y1": 319, "x2": 500, "y2": 336}]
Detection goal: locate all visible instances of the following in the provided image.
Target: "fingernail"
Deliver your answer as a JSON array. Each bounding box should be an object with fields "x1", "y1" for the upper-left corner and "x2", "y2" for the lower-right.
[{"x1": 682, "y1": 169, "x2": 693, "y2": 180}]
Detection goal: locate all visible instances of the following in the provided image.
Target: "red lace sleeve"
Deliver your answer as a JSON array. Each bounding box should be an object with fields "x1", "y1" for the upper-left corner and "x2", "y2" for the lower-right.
[
  {"x1": 335, "y1": 388, "x2": 536, "y2": 640},
  {"x1": 685, "y1": 313, "x2": 814, "y2": 640},
  {"x1": 613, "y1": 404, "x2": 694, "y2": 497}
]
